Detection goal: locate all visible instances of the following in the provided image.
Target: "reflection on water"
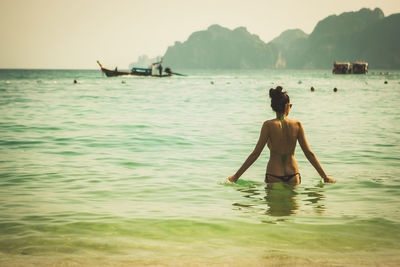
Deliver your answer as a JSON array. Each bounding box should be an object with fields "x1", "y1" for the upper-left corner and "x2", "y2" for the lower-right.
[
  {"x1": 264, "y1": 183, "x2": 299, "y2": 216},
  {"x1": 232, "y1": 181, "x2": 326, "y2": 218},
  {"x1": 302, "y1": 184, "x2": 326, "y2": 215}
]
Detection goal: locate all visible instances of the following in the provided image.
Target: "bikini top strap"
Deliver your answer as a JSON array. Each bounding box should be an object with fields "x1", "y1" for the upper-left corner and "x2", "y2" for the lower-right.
[{"x1": 279, "y1": 115, "x2": 284, "y2": 130}]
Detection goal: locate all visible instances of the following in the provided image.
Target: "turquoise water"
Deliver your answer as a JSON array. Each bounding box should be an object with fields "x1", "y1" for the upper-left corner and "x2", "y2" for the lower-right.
[{"x1": 0, "y1": 69, "x2": 400, "y2": 266}]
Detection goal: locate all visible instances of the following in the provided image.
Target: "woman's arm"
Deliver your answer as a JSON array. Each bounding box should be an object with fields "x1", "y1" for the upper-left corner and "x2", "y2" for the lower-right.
[
  {"x1": 297, "y1": 122, "x2": 336, "y2": 183},
  {"x1": 227, "y1": 121, "x2": 269, "y2": 183}
]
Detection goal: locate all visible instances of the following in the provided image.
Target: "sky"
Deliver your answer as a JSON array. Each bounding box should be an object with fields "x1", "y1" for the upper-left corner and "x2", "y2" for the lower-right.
[{"x1": 0, "y1": 0, "x2": 399, "y2": 69}]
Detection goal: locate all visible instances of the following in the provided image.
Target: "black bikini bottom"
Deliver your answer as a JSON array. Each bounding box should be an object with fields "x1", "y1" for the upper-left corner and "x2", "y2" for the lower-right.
[{"x1": 265, "y1": 173, "x2": 301, "y2": 183}]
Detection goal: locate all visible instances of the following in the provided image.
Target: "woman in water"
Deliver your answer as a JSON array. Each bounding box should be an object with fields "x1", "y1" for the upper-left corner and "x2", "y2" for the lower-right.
[{"x1": 227, "y1": 86, "x2": 335, "y2": 184}]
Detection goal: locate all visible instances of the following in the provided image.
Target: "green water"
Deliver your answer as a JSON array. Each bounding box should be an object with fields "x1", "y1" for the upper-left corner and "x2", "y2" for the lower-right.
[{"x1": 0, "y1": 69, "x2": 399, "y2": 265}]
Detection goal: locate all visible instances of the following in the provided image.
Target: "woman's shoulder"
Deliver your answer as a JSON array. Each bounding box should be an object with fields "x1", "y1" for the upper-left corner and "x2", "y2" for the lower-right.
[
  {"x1": 286, "y1": 118, "x2": 303, "y2": 130},
  {"x1": 287, "y1": 118, "x2": 301, "y2": 125},
  {"x1": 263, "y1": 119, "x2": 278, "y2": 126}
]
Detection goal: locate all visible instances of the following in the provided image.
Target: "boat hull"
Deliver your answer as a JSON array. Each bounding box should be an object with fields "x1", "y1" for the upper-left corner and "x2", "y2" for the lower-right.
[
  {"x1": 97, "y1": 60, "x2": 172, "y2": 77},
  {"x1": 101, "y1": 68, "x2": 130, "y2": 77}
]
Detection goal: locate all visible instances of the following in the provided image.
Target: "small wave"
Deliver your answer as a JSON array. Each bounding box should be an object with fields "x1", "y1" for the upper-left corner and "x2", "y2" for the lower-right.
[
  {"x1": 130, "y1": 124, "x2": 151, "y2": 129},
  {"x1": 54, "y1": 137, "x2": 75, "y2": 142},
  {"x1": 78, "y1": 95, "x2": 100, "y2": 99},
  {"x1": 374, "y1": 143, "x2": 397, "y2": 147},
  {"x1": 119, "y1": 161, "x2": 152, "y2": 167},
  {"x1": 0, "y1": 123, "x2": 62, "y2": 132},
  {"x1": 45, "y1": 150, "x2": 85, "y2": 156},
  {"x1": 0, "y1": 140, "x2": 44, "y2": 146}
]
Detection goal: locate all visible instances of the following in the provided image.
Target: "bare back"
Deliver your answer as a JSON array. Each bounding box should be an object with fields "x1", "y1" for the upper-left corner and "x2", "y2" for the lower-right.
[
  {"x1": 265, "y1": 117, "x2": 300, "y2": 176},
  {"x1": 227, "y1": 89, "x2": 335, "y2": 184}
]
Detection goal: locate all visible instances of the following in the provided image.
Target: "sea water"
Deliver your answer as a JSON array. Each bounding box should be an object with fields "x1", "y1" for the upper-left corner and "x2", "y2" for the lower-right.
[{"x1": 0, "y1": 69, "x2": 399, "y2": 266}]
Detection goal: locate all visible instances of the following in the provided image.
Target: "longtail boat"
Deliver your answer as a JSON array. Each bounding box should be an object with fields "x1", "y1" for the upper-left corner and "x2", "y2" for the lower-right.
[{"x1": 97, "y1": 61, "x2": 185, "y2": 77}]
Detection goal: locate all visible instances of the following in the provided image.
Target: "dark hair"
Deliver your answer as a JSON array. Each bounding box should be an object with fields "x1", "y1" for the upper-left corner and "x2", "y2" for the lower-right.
[{"x1": 269, "y1": 86, "x2": 290, "y2": 114}]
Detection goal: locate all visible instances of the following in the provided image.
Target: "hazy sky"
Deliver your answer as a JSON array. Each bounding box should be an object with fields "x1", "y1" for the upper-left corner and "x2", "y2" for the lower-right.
[{"x1": 1, "y1": 0, "x2": 399, "y2": 69}]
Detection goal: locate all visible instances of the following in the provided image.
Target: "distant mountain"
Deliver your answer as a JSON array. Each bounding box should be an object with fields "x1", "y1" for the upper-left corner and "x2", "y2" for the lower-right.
[
  {"x1": 161, "y1": 8, "x2": 400, "y2": 69},
  {"x1": 295, "y1": 7, "x2": 388, "y2": 68},
  {"x1": 163, "y1": 24, "x2": 279, "y2": 69},
  {"x1": 353, "y1": 12, "x2": 400, "y2": 68},
  {"x1": 270, "y1": 29, "x2": 308, "y2": 68},
  {"x1": 270, "y1": 29, "x2": 308, "y2": 49}
]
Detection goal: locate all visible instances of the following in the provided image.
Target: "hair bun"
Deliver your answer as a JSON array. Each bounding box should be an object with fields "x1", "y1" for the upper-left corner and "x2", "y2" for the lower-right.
[
  {"x1": 269, "y1": 86, "x2": 283, "y2": 99},
  {"x1": 269, "y1": 86, "x2": 289, "y2": 113}
]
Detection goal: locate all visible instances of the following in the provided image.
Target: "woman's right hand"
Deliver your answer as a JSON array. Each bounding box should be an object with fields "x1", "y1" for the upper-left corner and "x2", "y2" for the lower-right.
[
  {"x1": 225, "y1": 175, "x2": 237, "y2": 184},
  {"x1": 322, "y1": 176, "x2": 336, "y2": 183}
]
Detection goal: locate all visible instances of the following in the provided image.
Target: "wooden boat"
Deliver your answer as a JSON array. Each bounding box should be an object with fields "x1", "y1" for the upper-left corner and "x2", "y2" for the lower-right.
[
  {"x1": 333, "y1": 62, "x2": 351, "y2": 74},
  {"x1": 97, "y1": 61, "x2": 180, "y2": 77},
  {"x1": 333, "y1": 61, "x2": 368, "y2": 74},
  {"x1": 352, "y1": 62, "x2": 368, "y2": 74}
]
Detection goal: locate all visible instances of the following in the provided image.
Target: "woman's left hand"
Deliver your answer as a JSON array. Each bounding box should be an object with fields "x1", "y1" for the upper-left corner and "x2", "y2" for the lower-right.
[{"x1": 323, "y1": 176, "x2": 336, "y2": 183}]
